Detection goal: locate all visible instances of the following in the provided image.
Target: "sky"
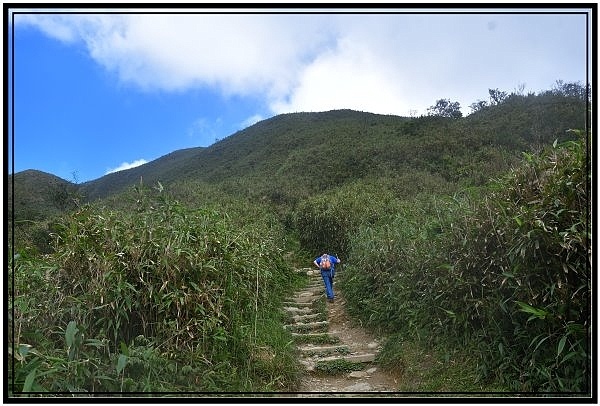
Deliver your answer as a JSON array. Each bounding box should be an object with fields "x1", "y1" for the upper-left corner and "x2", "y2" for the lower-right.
[{"x1": 7, "y1": 6, "x2": 592, "y2": 183}]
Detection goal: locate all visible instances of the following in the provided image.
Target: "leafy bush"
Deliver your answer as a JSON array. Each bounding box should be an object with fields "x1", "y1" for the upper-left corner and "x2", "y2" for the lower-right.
[
  {"x1": 446, "y1": 134, "x2": 591, "y2": 392},
  {"x1": 340, "y1": 134, "x2": 590, "y2": 392},
  {"x1": 291, "y1": 180, "x2": 408, "y2": 258},
  {"x1": 339, "y1": 193, "x2": 463, "y2": 337},
  {"x1": 9, "y1": 184, "x2": 303, "y2": 393}
]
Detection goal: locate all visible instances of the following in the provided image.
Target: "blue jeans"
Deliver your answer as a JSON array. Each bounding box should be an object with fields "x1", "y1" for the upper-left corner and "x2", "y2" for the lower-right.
[{"x1": 321, "y1": 269, "x2": 335, "y2": 299}]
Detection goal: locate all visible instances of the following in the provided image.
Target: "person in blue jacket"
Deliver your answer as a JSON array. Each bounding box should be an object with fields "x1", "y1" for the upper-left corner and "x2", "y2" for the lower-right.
[{"x1": 313, "y1": 253, "x2": 341, "y2": 303}]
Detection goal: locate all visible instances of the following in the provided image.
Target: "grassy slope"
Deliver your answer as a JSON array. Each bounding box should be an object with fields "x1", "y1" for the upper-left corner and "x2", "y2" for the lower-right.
[
  {"x1": 8, "y1": 169, "x2": 77, "y2": 221},
  {"x1": 11, "y1": 91, "x2": 586, "y2": 222}
]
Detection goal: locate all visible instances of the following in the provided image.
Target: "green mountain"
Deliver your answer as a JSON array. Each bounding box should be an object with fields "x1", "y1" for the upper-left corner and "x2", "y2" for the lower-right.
[
  {"x1": 8, "y1": 169, "x2": 78, "y2": 222},
  {"x1": 10, "y1": 87, "x2": 587, "y2": 221}
]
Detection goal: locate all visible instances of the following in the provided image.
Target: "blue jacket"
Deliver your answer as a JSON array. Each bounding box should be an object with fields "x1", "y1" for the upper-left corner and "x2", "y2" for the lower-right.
[{"x1": 314, "y1": 254, "x2": 340, "y2": 272}]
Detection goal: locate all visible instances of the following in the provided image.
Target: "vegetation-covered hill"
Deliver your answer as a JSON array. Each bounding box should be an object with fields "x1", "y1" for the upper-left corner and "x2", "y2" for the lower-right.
[
  {"x1": 8, "y1": 82, "x2": 591, "y2": 395},
  {"x1": 10, "y1": 85, "x2": 587, "y2": 219},
  {"x1": 8, "y1": 169, "x2": 78, "y2": 222},
  {"x1": 87, "y1": 89, "x2": 587, "y2": 205}
]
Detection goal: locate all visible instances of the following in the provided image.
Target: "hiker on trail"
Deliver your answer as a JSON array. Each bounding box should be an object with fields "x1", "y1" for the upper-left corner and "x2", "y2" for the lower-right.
[{"x1": 313, "y1": 253, "x2": 341, "y2": 303}]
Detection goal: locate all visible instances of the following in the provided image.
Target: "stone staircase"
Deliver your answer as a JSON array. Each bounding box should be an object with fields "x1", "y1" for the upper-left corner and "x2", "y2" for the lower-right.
[{"x1": 284, "y1": 268, "x2": 380, "y2": 376}]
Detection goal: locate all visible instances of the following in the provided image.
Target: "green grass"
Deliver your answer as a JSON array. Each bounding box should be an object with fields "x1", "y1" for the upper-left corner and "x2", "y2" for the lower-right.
[
  {"x1": 378, "y1": 338, "x2": 507, "y2": 393},
  {"x1": 8, "y1": 186, "x2": 305, "y2": 394}
]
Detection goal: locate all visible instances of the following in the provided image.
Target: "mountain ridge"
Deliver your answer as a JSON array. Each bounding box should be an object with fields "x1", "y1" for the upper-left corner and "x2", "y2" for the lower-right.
[
  {"x1": 9, "y1": 89, "x2": 588, "y2": 221},
  {"x1": 78, "y1": 145, "x2": 206, "y2": 201}
]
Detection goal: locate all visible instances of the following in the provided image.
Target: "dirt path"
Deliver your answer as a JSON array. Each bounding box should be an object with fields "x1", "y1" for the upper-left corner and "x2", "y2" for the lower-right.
[{"x1": 284, "y1": 269, "x2": 400, "y2": 396}]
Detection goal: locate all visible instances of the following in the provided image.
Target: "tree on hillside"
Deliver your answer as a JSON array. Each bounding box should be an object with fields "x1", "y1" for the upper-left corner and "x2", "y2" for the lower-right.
[
  {"x1": 427, "y1": 99, "x2": 463, "y2": 118},
  {"x1": 469, "y1": 99, "x2": 489, "y2": 114},
  {"x1": 551, "y1": 80, "x2": 588, "y2": 100},
  {"x1": 488, "y1": 88, "x2": 508, "y2": 105}
]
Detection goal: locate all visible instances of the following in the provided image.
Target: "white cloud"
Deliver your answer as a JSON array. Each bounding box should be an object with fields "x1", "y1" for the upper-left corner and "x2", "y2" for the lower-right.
[
  {"x1": 270, "y1": 27, "x2": 415, "y2": 115},
  {"x1": 106, "y1": 159, "x2": 148, "y2": 174},
  {"x1": 26, "y1": 13, "x2": 331, "y2": 96},
  {"x1": 15, "y1": 12, "x2": 588, "y2": 117}
]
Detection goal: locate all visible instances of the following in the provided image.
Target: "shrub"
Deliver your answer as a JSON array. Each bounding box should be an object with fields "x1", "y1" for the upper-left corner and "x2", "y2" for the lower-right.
[
  {"x1": 449, "y1": 134, "x2": 591, "y2": 392},
  {"x1": 9, "y1": 184, "x2": 303, "y2": 393},
  {"x1": 291, "y1": 180, "x2": 402, "y2": 257},
  {"x1": 340, "y1": 134, "x2": 590, "y2": 392}
]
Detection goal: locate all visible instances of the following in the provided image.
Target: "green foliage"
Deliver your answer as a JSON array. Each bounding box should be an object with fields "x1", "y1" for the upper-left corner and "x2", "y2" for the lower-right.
[
  {"x1": 447, "y1": 134, "x2": 591, "y2": 392},
  {"x1": 339, "y1": 193, "x2": 461, "y2": 337},
  {"x1": 9, "y1": 170, "x2": 79, "y2": 223},
  {"x1": 246, "y1": 318, "x2": 304, "y2": 391},
  {"x1": 377, "y1": 335, "x2": 504, "y2": 392},
  {"x1": 340, "y1": 134, "x2": 590, "y2": 392},
  {"x1": 9, "y1": 170, "x2": 80, "y2": 255},
  {"x1": 9, "y1": 319, "x2": 117, "y2": 393},
  {"x1": 10, "y1": 219, "x2": 56, "y2": 256},
  {"x1": 16, "y1": 87, "x2": 586, "y2": 215},
  {"x1": 291, "y1": 181, "x2": 399, "y2": 257},
  {"x1": 9, "y1": 184, "x2": 303, "y2": 393},
  {"x1": 427, "y1": 98, "x2": 463, "y2": 118}
]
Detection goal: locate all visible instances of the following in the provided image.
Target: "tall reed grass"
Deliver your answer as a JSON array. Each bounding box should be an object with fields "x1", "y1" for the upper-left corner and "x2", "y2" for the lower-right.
[
  {"x1": 340, "y1": 135, "x2": 590, "y2": 392},
  {"x1": 9, "y1": 183, "x2": 304, "y2": 393}
]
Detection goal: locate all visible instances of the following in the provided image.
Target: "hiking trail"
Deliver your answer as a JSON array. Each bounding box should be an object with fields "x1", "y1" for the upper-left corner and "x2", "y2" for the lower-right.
[{"x1": 283, "y1": 268, "x2": 400, "y2": 395}]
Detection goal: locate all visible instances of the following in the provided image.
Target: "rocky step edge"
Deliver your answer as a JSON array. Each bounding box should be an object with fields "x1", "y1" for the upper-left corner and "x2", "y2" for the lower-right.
[{"x1": 300, "y1": 352, "x2": 378, "y2": 374}]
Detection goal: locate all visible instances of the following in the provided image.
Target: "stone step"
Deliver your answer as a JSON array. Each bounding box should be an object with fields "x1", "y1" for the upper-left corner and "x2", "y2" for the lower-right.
[
  {"x1": 291, "y1": 332, "x2": 336, "y2": 338},
  {"x1": 283, "y1": 306, "x2": 315, "y2": 315},
  {"x1": 292, "y1": 268, "x2": 323, "y2": 276},
  {"x1": 291, "y1": 332, "x2": 341, "y2": 345},
  {"x1": 317, "y1": 353, "x2": 377, "y2": 364},
  {"x1": 288, "y1": 294, "x2": 320, "y2": 303},
  {"x1": 300, "y1": 285, "x2": 323, "y2": 291},
  {"x1": 284, "y1": 320, "x2": 329, "y2": 333},
  {"x1": 293, "y1": 291, "x2": 321, "y2": 299},
  {"x1": 289, "y1": 297, "x2": 320, "y2": 305},
  {"x1": 298, "y1": 344, "x2": 351, "y2": 358},
  {"x1": 291, "y1": 313, "x2": 323, "y2": 323},
  {"x1": 282, "y1": 301, "x2": 313, "y2": 307}
]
